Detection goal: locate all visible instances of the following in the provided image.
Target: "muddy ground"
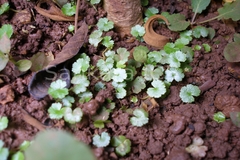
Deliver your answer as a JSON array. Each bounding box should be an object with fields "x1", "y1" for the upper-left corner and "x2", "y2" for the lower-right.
[{"x1": 1, "y1": 0, "x2": 240, "y2": 159}]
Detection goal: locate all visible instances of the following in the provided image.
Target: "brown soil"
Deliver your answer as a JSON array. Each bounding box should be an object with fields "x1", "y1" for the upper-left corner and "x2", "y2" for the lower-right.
[{"x1": 1, "y1": 0, "x2": 240, "y2": 159}]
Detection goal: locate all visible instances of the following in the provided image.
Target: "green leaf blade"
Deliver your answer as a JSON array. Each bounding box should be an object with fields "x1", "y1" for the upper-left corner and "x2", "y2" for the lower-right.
[
  {"x1": 218, "y1": 0, "x2": 240, "y2": 21},
  {"x1": 191, "y1": 0, "x2": 211, "y2": 14}
]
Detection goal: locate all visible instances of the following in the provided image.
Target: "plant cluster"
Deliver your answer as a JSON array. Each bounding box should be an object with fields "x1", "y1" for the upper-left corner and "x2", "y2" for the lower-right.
[{"x1": 47, "y1": 53, "x2": 92, "y2": 124}]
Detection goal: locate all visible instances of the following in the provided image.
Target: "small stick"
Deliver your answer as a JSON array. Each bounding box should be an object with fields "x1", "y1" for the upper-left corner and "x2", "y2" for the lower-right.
[
  {"x1": 21, "y1": 109, "x2": 46, "y2": 131},
  {"x1": 74, "y1": 0, "x2": 81, "y2": 33}
]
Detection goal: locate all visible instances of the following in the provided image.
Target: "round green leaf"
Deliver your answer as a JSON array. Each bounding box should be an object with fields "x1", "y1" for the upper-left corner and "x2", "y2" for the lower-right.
[
  {"x1": 224, "y1": 42, "x2": 240, "y2": 62},
  {"x1": 15, "y1": 59, "x2": 32, "y2": 72}
]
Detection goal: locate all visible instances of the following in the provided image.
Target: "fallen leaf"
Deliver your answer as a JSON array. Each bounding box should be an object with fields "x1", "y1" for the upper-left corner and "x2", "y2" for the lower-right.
[
  {"x1": 35, "y1": 0, "x2": 81, "y2": 21},
  {"x1": 30, "y1": 51, "x2": 54, "y2": 72},
  {"x1": 28, "y1": 22, "x2": 88, "y2": 100},
  {"x1": 143, "y1": 15, "x2": 170, "y2": 48}
]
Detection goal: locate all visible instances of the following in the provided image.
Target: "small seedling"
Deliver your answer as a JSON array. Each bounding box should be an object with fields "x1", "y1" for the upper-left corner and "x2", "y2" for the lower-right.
[
  {"x1": 102, "y1": 36, "x2": 114, "y2": 49},
  {"x1": 64, "y1": 107, "x2": 83, "y2": 124},
  {"x1": 89, "y1": 30, "x2": 103, "y2": 47},
  {"x1": 192, "y1": 26, "x2": 209, "y2": 38},
  {"x1": 144, "y1": 7, "x2": 159, "y2": 22},
  {"x1": 202, "y1": 43, "x2": 211, "y2": 52},
  {"x1": 0, "y1": 2, "x2": 9, "y2": 15},
  {"x1": 142, "y1": 65, "x2": 164, "y2": 81},
  {"x1": 0, "y1": 116, "x2": 8, "y2": 131},
  {"x1": 71, "y1": 74, "x2": 90, "y2": 94},
  {"x1": 48, "y1": 79, "x2": 69, "y2": 99},
  {"x1": 97, "y1": 18, "x2": 114, "y2": 32},
  {"x1": 147, "y1": 80, "x2": 166, "y2": 98},
  {"x1": 168, "y1": 51, "x2": 187, "y2": 68},
  {"x1": 92, "y1": 107, "x2": 111, "y2": 128},
  {"x1": 48, "y1": 103, "x2": 66, "y2": 119},
  {"x1": 132, "y1": 76, "x2": 146, "y2": 94},
  {"x1": 92, "y1": 132, "x2": 111, "y2": 147},
  {"x1": 131, "y1": 24, "x2": 145, "y2": 39},
  {"x1": 61, "y1": 2, "x2": 76, "y2": 16},
  {"x1": 213, "y1": 112, "x2": 226, "y2": 123},
  {"x1": 62, "y1": 96, "x2": 75, "y2": 107},
  {"x1": 165, "y1": 67, "x2": 184, "y2": 82},
  {"x1": 131, "y1": 96, "x2": 138, "y2": 103},
  {"x1": 130, "y1": 108, "x2": 149, "y2": 127},
  {"x1": 112, "y1": 68, "x2": 127, "y2": 83},
  {"x1": 111, "y1": 135, "x2": 131, "y2": 156},
  {"x1": 179, "y1": 84, "x2": 201, "y2": 103},
  {"x1": 133, "y1": 45, "x2": 149, "y2": 63},
  {"x1": 68, "y1": 24, "x2": 75, "y2": 32},
  {"x1": 78, "y1": 91, "x2": 93, "y2": 103},
  {"x1": 71, "y1": 54, "x2": 90, "y2": 74},
  {"x1": 0, "y1": 140, "x2": 9, "y2": 160}
]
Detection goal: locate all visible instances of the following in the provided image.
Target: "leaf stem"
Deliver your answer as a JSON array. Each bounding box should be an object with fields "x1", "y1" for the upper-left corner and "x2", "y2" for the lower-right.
[
  {"x1": 197, "y1": 14, "x2": 223, "y2": 24},
  {"x1": 191, "y1": 12, "x2": 197, "y2": 24}
]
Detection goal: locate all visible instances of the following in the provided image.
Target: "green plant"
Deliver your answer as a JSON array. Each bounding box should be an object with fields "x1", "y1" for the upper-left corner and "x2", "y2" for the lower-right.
[
  {"x1": 111, "y1": 135, "x2": 131, "y2": 156},
  {"x1": 130, "y1": 108, "x2": 149, "y2": 127},
  {"x1": 224, "y1": 33, "x2": 240, "y2": 62},
  {"x1": 0, "y1": 140, "x2": 9, "y2": 160},
  {"x1": 144, "y1": 7, "x2": 159, "y2": 22},
  {"x1": 11, "y1": 140, "x2": 31, "y2": 160},
  {"x1": 131, "y1": 24, "x2": 145, "y2": 40},
  {"x1": 97, "y1": 18, "x2": 114, "y2": 32},
  {"x1": 61, "y1": 2, "x2": 76, "y2": 16},
  {"x1": 147, "y1": 80, "x2": 166, "y2": 98},
  {"x1": 0, "y1": 116, "x2": 8, "y2": 131},
  {"x1": 68, "y1": 24, "x2": 75, "y2": 32},
  {"x1": 191, "y1": 0, "x2": 211, "y2": 23},
  {"x1": 92, "y1": 105, "x2": 113, "y2": 129},
  {"x1": 92, "y1": 132, "x2": 111, "y2": 147},
  {"x1": 0, "y1": 24, "x2": 32, "y2": 72},
  {"x1": 89, "y1": 30, "x2": 103, "y2": 47},
  {"x1": 0, "y1": 2, "x2": 9, "y2": 15},
  {"x1": 24, "y1": 130, "x2": 95, "y2": 160},
  {"x1": 48, "y1": 102, "x2": 66, "y2": 120},
  {"x1": 213, "y1": 112, "x2": 226, "y2": 123},
  {"x1": 64, "y1": 107, "x2": 83, "y2": 124},
  {"x1": 48, "y1": 79, "x2": 69, "y2": 99},
  {"x1": 179, "y1": 84, "x2": 201, "y2": 103}
]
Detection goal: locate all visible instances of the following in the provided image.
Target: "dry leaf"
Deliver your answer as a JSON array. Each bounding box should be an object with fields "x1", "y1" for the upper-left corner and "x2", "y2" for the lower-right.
[
  {"x1": 143, "y1": 15, "x2": 170, "y2": 49},
  {"x1": 35, "y1": 0, "x2": 81, "y2": 21}
]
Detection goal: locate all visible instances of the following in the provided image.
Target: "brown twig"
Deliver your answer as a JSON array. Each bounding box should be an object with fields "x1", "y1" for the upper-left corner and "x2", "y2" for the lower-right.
[
  {"x1": 74, "y1": 0, "x2": 81, "y2": 33},
  {"x1": 21, "y1": 109, "x2": 47, "y2": 131}
]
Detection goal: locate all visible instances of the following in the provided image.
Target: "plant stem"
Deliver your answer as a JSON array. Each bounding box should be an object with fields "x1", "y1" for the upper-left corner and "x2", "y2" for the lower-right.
[
  {"x1": 197, "y1": 14, "x2": 223, "y2": 24},
  {"x1": 191, "y1": 12, "x2": 197, "y2": 24}
]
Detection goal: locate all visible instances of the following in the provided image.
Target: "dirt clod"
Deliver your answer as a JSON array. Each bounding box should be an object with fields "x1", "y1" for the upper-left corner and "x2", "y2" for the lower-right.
[{"x1": 0, "y1": 85, "x2": 15, "y2": 105}]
